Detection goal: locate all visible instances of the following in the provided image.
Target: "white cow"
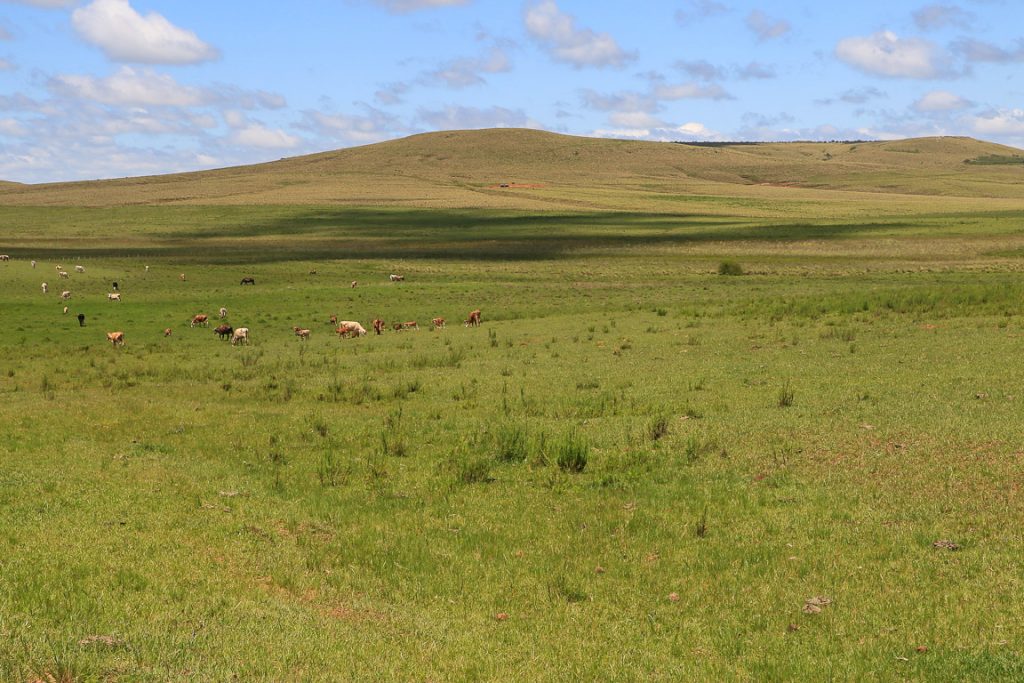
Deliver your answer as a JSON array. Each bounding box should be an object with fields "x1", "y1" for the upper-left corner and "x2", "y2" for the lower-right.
[
  {"x1": 0, "y1": 255, "x2": 9, "y2": 262},
  {"x1": 219, "y1": 307, "x2": 228, "y2": 319},
  {"x1": 60, "y1": 290, "x2": 71, "y2": 301},
  {"x1": 389, "y1": 274, "x2": 404, "y2": 282},
  {"x1": 41, "y1": 282, "x2": 48, "y2": 294},
  {"x1": 231, "y1": 327, "x2": 249, "y2": 346},
  {"x1": 31, "y1": 260, "x2": 36, "y2": 268},
  {"x1": 58, "y1": 270, "x2": 70, "y2": 279},
  {"x1": 107, "y1": 292, "x2": 121, "y2": 302},
  {"x1": 74, "y1": 265, "x2": 85, "y2": 273}
]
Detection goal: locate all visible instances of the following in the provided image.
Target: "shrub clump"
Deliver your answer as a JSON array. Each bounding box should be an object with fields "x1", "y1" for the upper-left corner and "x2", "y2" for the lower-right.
[
  {"x1": 718, "y1": 260, "x2": 744, "y2": 276},
  {"x1": 556, "y1": 429, "x2": 589, "y2": 473}
]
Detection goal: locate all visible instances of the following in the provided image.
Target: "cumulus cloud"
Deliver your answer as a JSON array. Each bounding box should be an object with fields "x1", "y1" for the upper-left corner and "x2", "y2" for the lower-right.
[
  {"x1": 654, "y1": 82, "x2": 732, "y2": 100},
  {"x1": 580, "y1": 89, "x2": 657, "y2": 114},
  {"x1": 592, "y1": 120, "x2": 724, "y2": 142},
  {"x1": 525, "y1": 0, "x2": 634, "y2": 68},
  {"x1": 913, "y1": 4, "x2": 974, "y2": 31},
  {"x1": 816, "y1": 86, "x2": 887, "y2": 105},
  {"x1": 50, "y1": 67, "x2": 205, "y2": 106},
  {"x1": 952, "y1": 38, "x2": 1024, "y2": 63},
  {"x1": 298, "y1": 106, "x2": 409, "y2": 144},
  {"x1": 913, "y1": 90, "x2": 972, "y2": 112},
  {"x1": 230, "y1": 122, "x2": 300, "y2": 149},
  {"x1": 0, "y1": 118, "x2": 27, "y2": 136},
  {"x1": 371, "y1": 0, "x2": 470, "y2": 12},
  {"x1": 0, "y1": 0, "x2": 77, "y2": 6},
  {"x1": 836, "y1": 31, "x2": 953, "y2": 78},
  {"x1": 425, "y1": 47, "x2": 511, "y2": 88},
  {"x1": 674, "y1": 59, "x2": 725, "y2": 81},
  {"x1": 72, "y1": 0, "x2": 219, "y2": 64},
  {"x1": 746, "y1": 9, "x2": 790, "y2": 41},
  {"x1": 674, "y1": 0, "x2": 728, "y2": 25},
  {"x1": 968, "y1": 109, "x2": 1024, "y2": 136},
  {"x1": 737, "y1": 62, "x2": 775, "y2": 79},
  {"x1": 417, "y1": 104, "x2": 541, "y2": 130}
]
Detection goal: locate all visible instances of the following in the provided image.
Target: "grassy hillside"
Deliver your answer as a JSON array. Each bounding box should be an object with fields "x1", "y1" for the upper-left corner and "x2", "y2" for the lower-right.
[{"x1": 1, "y1": 129, "x2": 1022, "y2": 212}]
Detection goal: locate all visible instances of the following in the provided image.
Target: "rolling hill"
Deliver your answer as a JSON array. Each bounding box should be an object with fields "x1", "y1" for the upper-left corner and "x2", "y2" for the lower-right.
[{"x1": 0, "y1": 128, "x2": 1021, "y2": 211}]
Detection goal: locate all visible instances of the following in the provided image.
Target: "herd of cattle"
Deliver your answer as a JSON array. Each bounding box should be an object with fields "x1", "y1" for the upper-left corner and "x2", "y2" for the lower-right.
[{"x1": 4, "y1": 257, "x2": 484, "y2": 348}]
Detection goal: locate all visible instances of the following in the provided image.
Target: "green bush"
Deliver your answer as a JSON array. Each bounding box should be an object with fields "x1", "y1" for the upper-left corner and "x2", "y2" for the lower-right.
[{"x1": 718, "y1": 261, "x2": 744, "y2": 276}]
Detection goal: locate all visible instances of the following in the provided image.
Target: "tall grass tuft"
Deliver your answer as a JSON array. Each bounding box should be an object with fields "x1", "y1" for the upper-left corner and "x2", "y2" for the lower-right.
[
  {"x1": 556, "y1": 429, "x2": 588, "y2": 473},
  {"x1": 778, "y1": 381, "x2": 795, "y2": 407},
  {"x1": 647, "y1": 415, "x2": 670, "y2": 442},
  {"x1": 495, "y1": 422, "x2": 528, "y2": 463},
  {"x1": 718, "y1": 260, "x2": 744, "y2": 276}
]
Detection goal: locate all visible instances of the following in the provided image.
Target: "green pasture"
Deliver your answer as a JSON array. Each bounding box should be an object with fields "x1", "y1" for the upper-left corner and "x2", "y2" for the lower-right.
[{"x1": 3, "y1": 206, "x2": 1024, "y2": 681}]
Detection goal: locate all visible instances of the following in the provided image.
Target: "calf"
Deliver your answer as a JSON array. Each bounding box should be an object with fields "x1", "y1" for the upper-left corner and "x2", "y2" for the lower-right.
[
  {"x1": 107, "y1": 292, "x2": 121, "y2": 302},
  {"x1": 465, "y1": 309, "x2": 482, "y2": 327},
  {"x1": 372, "y1": 318, "x2": 386, "y2": 335},
  {"x1": 431, "y1": 317, "x2": 446, "y2": 329},
  {"x1": 190, "y1": 314, "x2": 209, "y2": 328},
  {"x1": 107, "y1": 331, "x2": 125, "y2": 347},
  {"x1": 214, "y1": 324, "x2": 233, "y2": 340},
  {"x1": 329, "y1": 314, "x2": 338, "y2": 326},
  {"x1": 293, "y1": 326, "x2": 311, "y2": 340},
  {"x1": 231, "y1": 327, "x2": 249, "y2": 345}
]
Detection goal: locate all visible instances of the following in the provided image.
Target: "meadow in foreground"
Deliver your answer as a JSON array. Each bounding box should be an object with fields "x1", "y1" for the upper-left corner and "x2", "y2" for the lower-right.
[{"x1": 2, "y1": 205, "x2": 1024, "y2": 681}]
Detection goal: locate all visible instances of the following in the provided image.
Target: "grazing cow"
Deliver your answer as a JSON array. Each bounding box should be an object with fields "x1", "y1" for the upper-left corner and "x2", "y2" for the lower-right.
[
  {"x1": 107, "y1": 331, "x2": 125, "y2": 347},
  {"x1": 55, "y1": 265, "x2": 62, "y2": 271},
  {"x1": 231, "y1": 327, "x2": 249, "y2": 345},
  {"x1": 75, "y1": 265, "x2": 85, "y2": 273},
  {"x1": 431, "y1": 317, "x2": 446, "y2": 329},
  {"x1": 389, "y1": 274, "x2": 404, "y2": 282},
  {"x1": 112, "y1": 282, "x2": 118, "y2": 291},
  {"x1": 190, "y1": 314, "x2": 209, "y2": 328},
  {"x1": 164, "y1": 328, "x2": 172, "y2": 337},
  {"x1": 372, "y1": 318, "x2": 386, "y2": 335},
  {"x1": 0, "y1": 255, "x2": 9, "y2": 262},
  {"x1": 41, "y1": 282, "x2": 48, "y2": 294},
  {"x1": 329, "y1": 314, "x2": 338, "y2": 326},
  {"x1": 214, "y1": 324, "x2": 233, "y2": 340},
  {"x1": 240, "y1": 277, "x2": 255, "y2": 285},
  {"x1": 309, "y1": 269, "x2": 318, "y2": 275},
  {"x1": 293, "y1": 326, "x2": 311, "y2": 340},
  {"x1": 400, "y1": 321, "x2": 419, "y2": 331},
  {"x1": 465, "y1": 309, "x2": 482, "y2": 327},
  {"x1": 145, "y1": 265, "x2": 149, "y2": 273},
  {"x1": 60, "y1": 290, "x2": 71, "y2": 301},
  {"x1": 58, "y1": 270, "x2": 69, "y2": 279},
  {"x1": 219, "y1": 307, "x2": 228, "y2": 319},
  {"x1": 179, "y1": 273, "x2": 186, "y2": 281},
  {"x1": 63, "y1": 306, "x2": 68, "y2": 315},
  {"x1": 77, "y1": 313, "x2": 85, "y2": 327},
  {"x1": 107, "y1": 292, "x2": 121, "y2": 302},
  {"x1": 393, "y1": 322, "x2": 403, "y2": 331},
  {"x1": 31, "y1": 260, "x2": 36, "y2": 268},
  {"x1": 336, "y1": 321, "x2": 367, "y2": 338},
  {"x1": 351, "y1": 280, "x2": 357, "y2": 288}
]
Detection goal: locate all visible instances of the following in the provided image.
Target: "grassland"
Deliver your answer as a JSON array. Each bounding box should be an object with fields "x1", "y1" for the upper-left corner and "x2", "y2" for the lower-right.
[{"x1": 3, "y1": 130, "x2": 1024, "y2": 681}]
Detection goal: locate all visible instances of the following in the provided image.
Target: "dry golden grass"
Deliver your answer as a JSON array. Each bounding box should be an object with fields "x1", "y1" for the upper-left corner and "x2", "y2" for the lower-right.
[{"x1": 1, "y1": 129, "x2": 1022, "y2": 214}]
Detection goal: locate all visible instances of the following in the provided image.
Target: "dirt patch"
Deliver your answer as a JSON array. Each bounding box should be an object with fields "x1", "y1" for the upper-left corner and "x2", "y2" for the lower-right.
[{"x1": 488, "y1": 183, "x2": 546, "y2": 189}]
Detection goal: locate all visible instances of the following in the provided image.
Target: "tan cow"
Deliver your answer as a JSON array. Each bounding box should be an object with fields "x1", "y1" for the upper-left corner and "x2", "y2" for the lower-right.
[
  {"x1": 293, "y1": 326, "x2": 311, "y2": 340},
  {"x1": 179, "y1": 273, "x2": 186, "y2": 282},
  {"x1": 107, "y1": 331, "x2": 125, "y2": 347},
  {"x1": 231, "y1": 327, "x2": 249, "y2": 345},
  {"x1": 465, "y1": 309, "x2": 482, "y2": 327},
  {"x1": 190, "y1": 314, "x2": 209, "y2": 328},
  {"x1": 164, "y1": 328, "x2": 173, "y2": 337},
  {"x1": 336, "y1": 321, "x2": 366, "y2": 337},
  {"x1": 107, "y1": 292, "x2": 121, "y2": 302},
  {"x1": 372, "y1": 318, "x2": 386, "y2": 335},
  {"x1": 389, "y1": 274, "x2": 404, "y2": 282},
  {"x1": 351, "y1": 280, "x2": 357, "y2": 288}
]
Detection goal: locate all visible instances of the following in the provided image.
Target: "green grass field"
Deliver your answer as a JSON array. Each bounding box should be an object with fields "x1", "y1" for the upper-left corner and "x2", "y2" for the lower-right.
[{"x1": 3, "y1": 131, "x2": 1024, "y2": 681}]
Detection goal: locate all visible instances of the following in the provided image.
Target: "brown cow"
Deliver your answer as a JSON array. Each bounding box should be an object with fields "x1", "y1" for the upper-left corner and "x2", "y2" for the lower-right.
[
  {"x1": 164, "y1": 328, "x2": 173, "y2": 337},
  {"x1": 401, "y1": 321, "x2": 418, "y2": 331},
  {"x1": 107, "y1": 331, "x2": 125, "y2": 347},
  {"x1": 431, "y1": 317, "x2": 446, "y2": 329},
  {"x1": 465, "y1": 309, "x2": 482, "y2": 327},
  {"x1": 372, "y1": 318, "x2": 386, "y2": 335},
  {"x1": 179, "y1": 273, "x2": 186, "y2": 281},
  {"x1": 293, "y1": 326, "x2": 311, "y2": 340},
  {"x1": 329, "y1": 314, "x2": 338, "y2": 326},
  {"x1": 190, "y1": 314, "x2": 209, "y2": 328},
  {"x1": 214, "y1": 324, "x2": 233, "y2": 340}
]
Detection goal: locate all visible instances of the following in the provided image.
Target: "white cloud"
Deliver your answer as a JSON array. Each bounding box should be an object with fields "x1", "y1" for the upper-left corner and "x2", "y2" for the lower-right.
[
  {"x1": 836, "y1": 31, "x2": 952, "y2": 78},
  {"x1": 580, "y1": 89, "x2": 657, "y2": 113},
  {"x1": 952, "y1": 38, "x2": 1024, "y2": 64},
  {"x1": 0, "y1": 0, "x2": 77, "y2": 6},
  {"x1": 372, "y1": 0, "x2": 470, "y2": 12},
  {"x1": 525, "y1": 0, "x2": 633, "y2": 68},
  {"x1": 426, "y1": 47, "x2": 511, "y2": 88},
  {"x1": 51, "y1": 67, "x2": 205, "y2": 106},
  {"x1": 0, "y1": 118, "x2": 27, "y2": 136},
  {"x1": 654, "y1": 82, "x2": 732, "y2": 100},
  {"x1": 608, "y1": 111, "x2": 664, "y2": 128},
  {"x1": 913, "y1": 90, "x2": 972, "y2": 112},
  {"x1": 674, "y1": 0, "x2": 728, "y2": 25},
  {"x1": 592, "y1": 120, "x2": 724, "y2": 142},
  {"x1": 913, "y1": 4, "x2": 974, "y2": 31},
  {"x1": 72, "y1": 0, "x2": 219, "y2": 64},
  {"x1": 746, "y1": 9, "x2": 790, "y2": 41},
  {"x1": 231, "y1": 122, "x2": 300, "y2": 149},
  {"x1": 969, "y1": 109, "x2": 1024, "y2": 136},
  {"x1": 417, "y1": 105, "x2": 541, "y2": 130},
  {"x1": 299, "y1": 107, "x2": 409, "y2": 145}
]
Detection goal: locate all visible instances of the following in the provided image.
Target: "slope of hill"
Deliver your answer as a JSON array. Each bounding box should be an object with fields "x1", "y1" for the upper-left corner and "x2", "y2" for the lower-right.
[{"x1": 0, "y1": 129, "x2": 1021, "y2": 211}]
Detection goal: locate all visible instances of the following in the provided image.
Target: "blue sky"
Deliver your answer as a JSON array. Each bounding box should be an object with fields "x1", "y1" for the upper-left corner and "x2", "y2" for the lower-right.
[{"x1": 0, "y1": 0, "x2": 1021, "y2": 182}]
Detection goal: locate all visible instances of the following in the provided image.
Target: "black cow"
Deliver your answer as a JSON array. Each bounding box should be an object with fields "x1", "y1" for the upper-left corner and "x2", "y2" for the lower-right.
[
  {"x1": 240, "y1": 277, "x2": 255, "y2": 285},
  {"x1": 77, "y1": 313, "x2": 85, "y2": 327}
]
